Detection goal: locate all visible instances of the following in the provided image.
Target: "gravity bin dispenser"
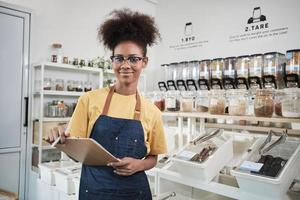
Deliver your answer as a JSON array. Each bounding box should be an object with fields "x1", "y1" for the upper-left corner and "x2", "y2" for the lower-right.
[
  {"x1": 210, "y1": 58, "x2": 223, "y2": 89},
  {"x1": 285, "y1": 49, "x2": 300, "y2": 88},
  {"x1": 198, "y1": 59, "x2": 211, "y2": 90},
  {"x1": 235, "y1": 55, "x2": 249, "y2": 89},
  {"x1": 223, "y1": 57, "x2": 236, "y2": 89},
  {"x1": 248, "y1": 54, "x2": 263, "y2": 89},
  {"x1": 166, "y1": 62, "x2": 178, "y2": 90},
  {"x1": 185, "y1": 60, "x2": 199, "y2": 91},
  {"x1": 158, "y1": 64, "x2": 169, "y2": 91},
  {"x1": 176, "y1": 61, "x2": 188, "y2": 91}
]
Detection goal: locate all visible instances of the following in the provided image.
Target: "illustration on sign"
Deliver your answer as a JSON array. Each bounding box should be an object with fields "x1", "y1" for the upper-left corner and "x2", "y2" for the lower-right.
[
  {"x1": 247, "y1": 7, "x2": 266, "y2": 24},
  {"x1": 184, "y1": 22, "x2": 193, "y2": 36}
]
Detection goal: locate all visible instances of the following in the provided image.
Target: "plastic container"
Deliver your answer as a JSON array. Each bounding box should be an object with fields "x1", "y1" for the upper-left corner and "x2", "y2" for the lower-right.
[
  {"x1": 249, "y1": 54, "x2": 263, "y2": 89},
  {"x1": 231, "y1": 138, "x2": 300, "y2": 200},
  {"x1": 263, "y1": 52, "x2": 285, "y2": 89},
  {"x1": 210, "y1": 58, "x2": 223, "y2": 89},
  {"x1": 171, "y1": 132, "x2": 233, "y2": 183},
  {"x1": 282, "y1": 88, "x2": 300, "y2": 118},
  {"x1": 223, "y1": 57, "x2": 236, "y2": 89},
  {"x1": 195, "y1": 90, "x2": 209, "y2": 112},
  {"x1": 153, "y1": 91, "x2": 165, "y2": 111},
  {"x1": 53, "y1": 165, "x2": 81, "y2": 195},
  {"x1": 199, "y1": 59, "x2": 211, "y2": 90},
  {"x1": 180, "y1": 91, "x2": 195, "y2": 112},
  {"x1": 227, "y1": 89, "x2": 248, "y2": 116},
  {"x1": 236, "y1": 55, "x2": 249, "y2": 89},
  {"x1": 39, "y1": 161, "x2": 79, "y2": 186},
  {"x1": 209, "y1": 90, "x2": 226, "y2": 115},
  {"x1": 254, "y1": 89, "x2": 274, "y2": 117},
  {"x1": 285, "y1": 49, "x2": 300, "y2": 88}
]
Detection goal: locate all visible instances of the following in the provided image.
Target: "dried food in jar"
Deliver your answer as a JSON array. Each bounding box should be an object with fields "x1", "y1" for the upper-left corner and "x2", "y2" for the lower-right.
[
  {"x1": 254, "y1": 89, "x2": 274, "y2": 117},
  {"x1": 196, "y1": 105, "x2": 208, "y2": 112},
  {"x1": 274, "y1": 102, "x2": 282, "y2": 117},
  {"x1": 254, "y1": 105, "x2": 274, "y2": 117},
  {"x1": 55, "y1": 79, "x2": 65, "y2": 91}
]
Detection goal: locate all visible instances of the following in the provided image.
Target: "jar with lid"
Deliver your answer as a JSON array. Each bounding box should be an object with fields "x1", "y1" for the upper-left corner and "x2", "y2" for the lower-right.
[
  {"x1": 57, "y1": 100, "x2": 68, "y2": 117},
  {"x1": 254, "y1": 89, "x2": 274, "y2": 117},
  {"x1": 249, "y1": 54, "x2": 263, "y2": 89},
  {"x1": 55, "y1": 79, "x2": 65, "y2": 91},
  {"x1": 210, "y1": 58, "x2": 223, "y2": 89},
  {"x1": 45, "y1": 101, "x2": 58, "y2": 117},
  {"x1": 66, "y1": 80, "x2": 75, "y2": 91},
  {"x1": 153, "y1": 91, "x2": 165, "y2": 111},
  {"x1": 235, "y1": 55, "x2": 249, "y2": 89},
  {"x1": 84, "y1": 81, "x2": 93, "y2": 92},
  {"x1": 263, "y1": 52, "x2": 285, "y2": 89},
  {"x1": 223, "y1": 57, "x2": 236, "y2": 89},
  {"x1": 209, "y1": 90, "x2": 226, "y2": 115},
  {"x1": 75, "y1": 81, "x2": 83, "y2": 92},
  {"x1": 227, "y1": 89, "x2": 248, "y2": 116},
  {"x1": 165, "y1": 90, "x2": 180, "y2": 111},
  {"x1": 274, "y1": 90, "x2": 285, "y2": 117},
  {"x1": 43, "y1": 78, "x2": 53, "y2": 90},
  {"x1": 281, "y1": 88, "x2": 300, "y2": 118},
  {"x1": 195, "y1": 90, "x2": 209, "y2": 112},
  {"x1": 199, "y1": 60, "x2": 211, "y2": 90},
  {"x1": 285, "y1": 49, "x2": 300, "y2": 88},
  {"x1": 51, "y1": 43, "x2": 63, "y2": 63},
  {"x1": 180, "y1": 91, "x2": 195, "y2": 112}
]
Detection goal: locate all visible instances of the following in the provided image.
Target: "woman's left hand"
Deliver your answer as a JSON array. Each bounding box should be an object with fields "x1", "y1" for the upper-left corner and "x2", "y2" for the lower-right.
[{"x1": 107, "y1": 157, "x2": 143, "y2": 176}]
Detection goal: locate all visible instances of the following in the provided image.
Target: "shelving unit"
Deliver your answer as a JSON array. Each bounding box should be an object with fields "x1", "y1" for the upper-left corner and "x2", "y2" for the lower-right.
[
  {"x1": 31, "y1": 62, "x2": 103, "y2": 169},
  {"x1": 156, "y1": 111, "x2": 300, "y2": 200}
]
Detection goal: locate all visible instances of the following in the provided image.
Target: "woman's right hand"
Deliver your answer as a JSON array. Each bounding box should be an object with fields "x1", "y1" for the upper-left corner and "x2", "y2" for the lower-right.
[{"x1": 45, "y1": 124, "x2": 69, "y2": 144}]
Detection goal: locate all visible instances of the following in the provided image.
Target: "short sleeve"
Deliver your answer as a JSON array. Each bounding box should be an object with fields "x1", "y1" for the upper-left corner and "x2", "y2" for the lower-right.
[
  {"x1": 66, "y1": 94, "x2": 89, "y2": 138},
  {"x1": 148, "y1": 111, "x2": 167, "y2": 155}
]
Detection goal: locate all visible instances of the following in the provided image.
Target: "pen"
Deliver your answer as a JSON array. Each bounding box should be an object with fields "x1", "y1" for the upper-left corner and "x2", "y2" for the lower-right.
[{"x1": 51, "y1": 136, "x2": 61, "y2": 147}]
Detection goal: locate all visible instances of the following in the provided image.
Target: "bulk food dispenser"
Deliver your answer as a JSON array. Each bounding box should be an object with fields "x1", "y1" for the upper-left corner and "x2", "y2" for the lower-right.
[
  {"x1": 198, "y1": 59, "x2": 211, "y2": 90},
  {"x1": 176, "y1": 61, "x2": 188, "y2": 91},
  {"x1": 262, "y1": 52, "x2": 285, "y2": 89},
  {"x1": 223, "y1": 57, "x2": 236, "y2": 89},
  {"x1": 166, "y1": 62, "x2": 178, "y2": 90},
  {"x1": 285, "y1": 49, "x2": 300, "y2": 88},
  {"x1": 186, "y1": 60, "x2": 199, "y2": 91},
  {"x1": 248, "y1": 54, "x2": 263, "y2": 89},
  {"x1": 236, "y1": 55, "x2": 249, "y2": 89},
  {"x1": 210, "y1": 58, "x2": 223, "y2": 89},
  {"x1": 158, "y1": 64, "x2": 169, "y2": 91}
]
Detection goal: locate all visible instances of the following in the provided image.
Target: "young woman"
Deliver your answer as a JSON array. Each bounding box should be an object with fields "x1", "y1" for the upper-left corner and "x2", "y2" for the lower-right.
[{"x1": 46, "y1": 8, "x2": 167, "y2": 200}]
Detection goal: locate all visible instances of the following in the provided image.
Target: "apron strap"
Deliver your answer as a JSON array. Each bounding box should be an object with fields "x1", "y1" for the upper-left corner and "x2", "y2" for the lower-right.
[{"x1": 102, "y1": 85, "x2": 141, "y2": 121}]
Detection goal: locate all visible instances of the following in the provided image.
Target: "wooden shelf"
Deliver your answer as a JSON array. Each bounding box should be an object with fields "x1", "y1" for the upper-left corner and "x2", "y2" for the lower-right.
[
  {"x1": 33, "y1": 62, "x2": 103, "y2": 73},
  {"x1": 162, "y1": 112, "x2": 300, "y2": 124}
]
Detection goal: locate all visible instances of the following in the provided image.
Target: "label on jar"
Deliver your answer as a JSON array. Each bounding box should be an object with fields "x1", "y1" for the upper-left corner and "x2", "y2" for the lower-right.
[
  {"x1": 166, "y1": 97, "x2": 176, "y2": 109},
  {"x1": 212, "y1": 70, "x2": 221, "y2": 78},
  {"x1": 236, "y1": 69, "x2": 247, "y2": 76},
  {"x1": 249, "y1": 66, "x2": 262, "y2": 76},
  {"x1": 287, "y1": 65, "x2": 300, "y2": 74},
  {"x1": 199, "y1": 71, "x2": 209, "y2": 78},
  {"x1": 224, "y1": 70, "x2": 234, "y2": 76}
]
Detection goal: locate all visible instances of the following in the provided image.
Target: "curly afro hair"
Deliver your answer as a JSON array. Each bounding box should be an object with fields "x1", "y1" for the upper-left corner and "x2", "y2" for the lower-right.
[{"x1": 98, "y1": 8, "x2": 160, "y2": 56}]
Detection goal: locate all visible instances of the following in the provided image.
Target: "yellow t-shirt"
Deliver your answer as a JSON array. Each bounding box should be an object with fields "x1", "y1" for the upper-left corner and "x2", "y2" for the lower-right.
[{"x1": 67, "y1": 87, "x2": 167, "y2": 155}]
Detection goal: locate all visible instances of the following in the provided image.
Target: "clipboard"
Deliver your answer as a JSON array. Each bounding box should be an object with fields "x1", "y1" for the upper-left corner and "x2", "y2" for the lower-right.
[{"x1": 54, "y1": 138, "x2": 119, "y2": 166}]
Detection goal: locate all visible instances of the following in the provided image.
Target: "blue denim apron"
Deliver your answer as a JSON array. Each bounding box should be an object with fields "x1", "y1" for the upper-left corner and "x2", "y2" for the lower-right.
[{"x1": 79, "y1": 86, "x2": 152, "y2": 200}]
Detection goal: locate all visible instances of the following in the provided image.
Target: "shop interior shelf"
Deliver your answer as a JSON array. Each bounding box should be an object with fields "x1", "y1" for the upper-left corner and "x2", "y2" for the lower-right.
[
  {"x1": 34, "y1": 90, "x2": 84, "y2": 97},
  {"x1": 33, "y1": 62, "x2": 102, "y2": 73}
]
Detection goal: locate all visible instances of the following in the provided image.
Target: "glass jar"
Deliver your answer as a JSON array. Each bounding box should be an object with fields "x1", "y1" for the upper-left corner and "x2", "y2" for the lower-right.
[
  {"x1": 223, "y1": 57, "x2": 236, "y2": 89},
  {"x1": 57, "y1": 100, "x2": 67, "y2": 117},
  {"x1": 55, "y1": 79, "x2": 65, "y2": 91},
  {"x1": 75, "y1": 81, "x2": 83, "y2": 92},
  {"x1": 210, "y1": 58, "x2": 223, "y2": 79},
  {"x1": 51, "y1": 43, "x2": 63, "y2": 63},
  {"x1": 43, "y1": 78, "x2": 53, "y2": 90},
  {"x1": 263, "y1": 52, "x2": 285, "y2": 89},
  {"x1": 274, "y1": 90, "x2": 285, "y2": 117},
  {"x1": 195, "y1": 90, "x2": 209, "y2": 112},
  {"x1": 66, "y1": 80, "x2": 75, "y2": 91},
  {"x1": 285, "y1": 49, "x2": 300, "y2": 88},
  {"x1": 84, "y1": 81, "x2": 93, "y2": 92},
  {"x1": 165, "y1": 90, "x2": 180, "y2": 112},
  {"x1": 191, "y1": 60, "x2": 200, "y2": 81},
  {"x1": 153, "y1": 91, "x2": 165, "y2": 111},
  {"x1": 209, "y1": 90, "x2": 226, "y2": 115},
  {"x1": 281, "y1": 88, "x2": 300, "y2": 118},
  {"x1": 254, "y1": 89, "x2": 274, "y2": 117},
  {"x1": 180, "y1": 91, "x2": 195, "y2": 112},
  {"x1": 227, "y1": 89, "x2": 248, "y2": 116}
]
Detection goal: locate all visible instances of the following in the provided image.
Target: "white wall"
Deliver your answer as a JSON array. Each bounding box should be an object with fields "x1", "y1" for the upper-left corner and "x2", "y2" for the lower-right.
[
  {"x1": 155, "y1": 0, "x2": 300, "y2": 80},
  {"x1": 2, "y1": 0, "x2": 159, "y2": 90}
]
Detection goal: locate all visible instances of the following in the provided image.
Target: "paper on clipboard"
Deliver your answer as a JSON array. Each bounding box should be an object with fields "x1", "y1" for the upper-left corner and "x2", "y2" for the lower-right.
[{"x1": 54, "y1": 137, "x2": 119, "y2": 166}]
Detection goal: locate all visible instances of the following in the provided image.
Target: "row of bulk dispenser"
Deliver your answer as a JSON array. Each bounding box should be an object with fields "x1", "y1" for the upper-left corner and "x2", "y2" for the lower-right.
[{"x1": 158, "y1": 49, "x2": 300, "y2": 91}]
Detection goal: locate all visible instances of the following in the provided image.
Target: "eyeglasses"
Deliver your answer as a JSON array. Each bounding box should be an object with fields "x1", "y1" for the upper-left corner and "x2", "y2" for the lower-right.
[{"x1": 110, "y1": 55, "x2": 145, "y2": 66}]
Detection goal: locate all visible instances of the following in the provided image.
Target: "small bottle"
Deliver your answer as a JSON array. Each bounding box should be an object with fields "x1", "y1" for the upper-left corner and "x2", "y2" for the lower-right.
[{"x1": 51, "y1": 43, "x2": 63, "y2": 63}]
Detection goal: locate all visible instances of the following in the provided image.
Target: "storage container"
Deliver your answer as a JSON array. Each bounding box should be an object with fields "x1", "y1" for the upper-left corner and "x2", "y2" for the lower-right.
[
  {"x1": 195, "y1": 90, "x2": 209, "y2": 112},
  {"x1": 281, "y1": 88, "x2": 300, "y2": 118},
  {"x1": 254, "y1": 89, "x2": 274, "y2": 117},
  {"x1": 263, "y1": 52, "x2": 285, "y2": 89},
  {"x1": 227, "y1": 89, "x2": 248, "y2": 116},
  {"x1": 180, "y1": 91, "x2": 195, "y2": 112},
  {"x1": 223, "y1": 57, "x2": 236, "y2": 89},
  {"x1": 235, "y1": 55, "x2": 249, "y2": 89},
  {"x1": 231, "y1": 138, "x2": 300, "y2": 200},
  {"x1": 165, "y1": 90, "x2": 180, "y2": 111},
  {"x1": 209, "y1": 90, "x2": 226, "y2": 115},
  {"x1": 198, "y1": 59, "x2": 211, "y2": 90},
  {"x1": 210, "y1": 58, "x2": 223, "y2": 89},
  {"x1": 285, "y1": 49, "x2": 300, "y2": 88},
  {"x1": 171, "y1": 131, "x2": 233, "y2": 183},
  {"x1": 249, "y1": 54, "x2": 263, "y2": 89}
]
